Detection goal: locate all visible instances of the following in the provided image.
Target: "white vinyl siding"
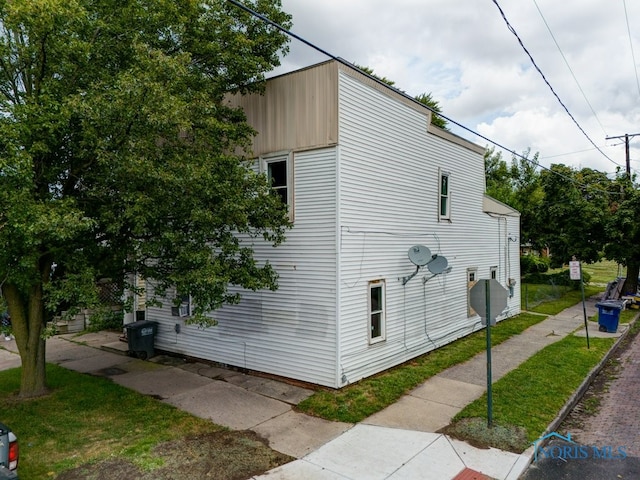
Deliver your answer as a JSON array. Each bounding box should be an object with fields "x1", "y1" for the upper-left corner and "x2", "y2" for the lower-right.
[
  {"x1": 369, "y1": 280, "x2": 385, "y2": 343},
  {"x1": 439, "y1": 169, "x2": 451, "y2": 221},
  {"x1": 148, "y1": 147, "x2": 339, "y2": 387},
  {"x1": 336, "y1": 69, "x2": 520, "y2": 385},
  {"x1": 147, "y1": 61, "x2": 521, "y2": 388}
]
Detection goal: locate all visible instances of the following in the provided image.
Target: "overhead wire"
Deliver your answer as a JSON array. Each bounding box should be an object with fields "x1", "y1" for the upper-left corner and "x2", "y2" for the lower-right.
[
  {"x1": 225, "y1": 0, "x2": 623, "y2": 196},
  {"x1": 532, "y1": 0, "x2": 608, "y2": 137},
  {"x1": 623, "y1": 0, "x2": 640, "y2": 100},
  {"x1": 491, "y1": 0, "x2": 621, "y2": 170}
]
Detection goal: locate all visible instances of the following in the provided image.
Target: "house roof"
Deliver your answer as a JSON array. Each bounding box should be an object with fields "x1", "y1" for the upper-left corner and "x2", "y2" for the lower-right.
[{"x1": 483, "y1": 194, "x2": 521, "y2": 216}]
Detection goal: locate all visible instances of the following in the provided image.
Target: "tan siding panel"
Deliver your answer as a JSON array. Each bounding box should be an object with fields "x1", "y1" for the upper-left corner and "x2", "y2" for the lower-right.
[{"x1": 227, "y1": 63, "x2": 339, "y2": 156}]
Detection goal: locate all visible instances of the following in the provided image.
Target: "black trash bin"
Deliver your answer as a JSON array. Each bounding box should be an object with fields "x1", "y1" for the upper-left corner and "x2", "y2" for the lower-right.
[{"x1": 125, "y1": 320, "x2": 158, "y2": 360}]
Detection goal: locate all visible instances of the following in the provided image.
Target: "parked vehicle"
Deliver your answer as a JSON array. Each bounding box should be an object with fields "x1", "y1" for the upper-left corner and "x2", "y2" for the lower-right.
[{"x1": 0, "y1": 422, "x2": 18, "y2": 479}]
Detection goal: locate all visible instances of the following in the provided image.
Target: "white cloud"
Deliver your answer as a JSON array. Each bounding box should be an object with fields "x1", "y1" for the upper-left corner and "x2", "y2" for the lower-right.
[{"x1": 275, "y1": 0, "x2": 640, "y2": 175}]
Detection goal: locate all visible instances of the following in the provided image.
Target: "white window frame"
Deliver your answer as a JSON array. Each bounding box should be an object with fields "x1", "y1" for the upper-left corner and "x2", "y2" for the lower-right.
[
  {"x1": 467, "y1": 267, "x2": 478, "y2": 317},
  {"x1": 368, "y1": 280, "x2": 386, "y2": 344},
  {"x1": 260, "y1": 152, "x2": 293, "y2": 221},
  {"x1": 490, "y1": 266, "x2": 498, "y2": 280},
  {"x1": 438, "y1": 169, "x2": 451, "y2": 221}
]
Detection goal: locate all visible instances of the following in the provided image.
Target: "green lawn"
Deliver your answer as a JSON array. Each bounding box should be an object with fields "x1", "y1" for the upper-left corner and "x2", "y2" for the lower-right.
[
  {"x1": 0, "y1": 364, "x2": 289, "y2": 479},
  {"x1": 297, "y1": 313, "x2": 548, "y2": 423},
  {"x1": 581, "y1": 260, "x2": 625, "y2": 284},
  {"x1": 452, "y1": 335, "x2": 617, "y2": 449},
  {"x1": 1, "y1": 260, "x2": 628, "y2": 476}
]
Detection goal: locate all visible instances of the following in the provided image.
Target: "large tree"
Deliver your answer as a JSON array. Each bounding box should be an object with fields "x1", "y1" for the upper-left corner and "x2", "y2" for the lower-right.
[
  {"x1": 536, "y1": 164, "x2": 611, "y2": 267},
  {"x1": 605, "y1": 175, "x2": 640, "y2": 295},
  {"x1": 0, "y1": 0, "x2": 292, "y2": 398},
  {"x1": 484, "y1": 147, "x2": 543, "y2": 247}
]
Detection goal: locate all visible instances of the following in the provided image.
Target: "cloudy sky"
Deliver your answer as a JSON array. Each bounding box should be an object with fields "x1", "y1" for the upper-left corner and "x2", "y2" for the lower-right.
[{"x1": 272, "y1": 0, "x2": 640, "y2": 176}]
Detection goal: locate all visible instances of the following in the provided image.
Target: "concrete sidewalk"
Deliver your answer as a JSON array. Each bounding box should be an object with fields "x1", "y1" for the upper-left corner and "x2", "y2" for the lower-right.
[{"x1": 0, "y1": 297, "x2": 627, "y2": 480}]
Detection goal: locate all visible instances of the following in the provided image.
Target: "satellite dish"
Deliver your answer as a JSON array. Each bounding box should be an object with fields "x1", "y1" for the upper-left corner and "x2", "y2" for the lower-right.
[
  {"x1": 427, "y1": 255, "x2": 448, "y2": 274},
  {"x1": 408, "y1": 245, "x2": 432, "y2": 266}
]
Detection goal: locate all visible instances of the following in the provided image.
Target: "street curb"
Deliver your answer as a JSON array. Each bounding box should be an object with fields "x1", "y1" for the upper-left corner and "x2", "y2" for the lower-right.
[{"x1": 516, "y1": 312, "x2": 640, "y2": 478}]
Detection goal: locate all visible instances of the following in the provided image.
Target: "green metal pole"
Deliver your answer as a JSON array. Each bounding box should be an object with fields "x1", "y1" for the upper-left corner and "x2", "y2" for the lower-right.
[{"x1": 485, "y1": 279, "x2": 493, "y2": 428}]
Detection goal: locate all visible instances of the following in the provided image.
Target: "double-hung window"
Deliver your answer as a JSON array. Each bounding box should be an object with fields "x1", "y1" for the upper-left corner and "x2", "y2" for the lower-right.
[
  {"x1": 261, "y1": 152, "x2": 293, "y2": 220},
  {"x1": 369, "y1": 280, "x2": 386, "y2": 343},
  {"x1": 439, "y1": 169, "x2": 451, "y2": 221}
]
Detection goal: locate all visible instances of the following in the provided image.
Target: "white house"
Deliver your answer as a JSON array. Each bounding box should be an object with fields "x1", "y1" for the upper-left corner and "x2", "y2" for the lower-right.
[{"x1": 145, "y1": 60, "x2": 521, "y2": 388}]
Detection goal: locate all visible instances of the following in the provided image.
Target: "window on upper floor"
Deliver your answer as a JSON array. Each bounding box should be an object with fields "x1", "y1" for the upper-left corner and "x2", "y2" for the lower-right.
[
  {"x1": 261, "y1": 152, "x2": 293, "y2": 220},
  {"x1": 439, "y1": 169, "x2": 451, "y2": 221}
]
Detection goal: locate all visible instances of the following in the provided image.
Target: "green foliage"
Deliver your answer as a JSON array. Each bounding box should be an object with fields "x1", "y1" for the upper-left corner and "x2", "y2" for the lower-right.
[
  {"x1": 523, "y1": 285, "x2": 602, "y2": 315},
  {"x1": 0, "y1": 364, "x2": 223, "y2": 478},
  {"x1": 0, "y1": 0, "x2": 293, "y2": 395},
  {"x1": 454, "y1": 335, "x2": 615, "y2": 446},
  {"x1": 484, "y1": 147, "x2": 543, "y2": 247},
  {"x1": 298, "y1": 313, "x2": 547, "y2": 422},
  {"x1": 537, "y1": 165, "x2": 610, "y2": 265},
  {"x1": 520, "y1": 254, "x2": 550, "y2": 275},
  {"x1": 604, "y1": 177, "x2": 640, "y2": 294},
  {"x1": 86, "y1": 309, "x2": 124, "y2": 332},
  {"x1": 524, "y1": 268, "x2": 591, "y2": 288},
  {"x1": 414, "y1": 92, "x2": 448, "y2": 130},
  {"x1": 353, "y1": 64, "x2": 448, "y2": 129}
]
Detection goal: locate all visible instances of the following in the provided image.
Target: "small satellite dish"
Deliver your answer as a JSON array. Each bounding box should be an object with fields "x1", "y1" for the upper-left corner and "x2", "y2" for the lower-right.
[
  {"x1": 427, "y1": 255, "x2": 448, "y2": 274},
  {"x1": 408, "y1": 245, "x2": 432, "y2": 266}
]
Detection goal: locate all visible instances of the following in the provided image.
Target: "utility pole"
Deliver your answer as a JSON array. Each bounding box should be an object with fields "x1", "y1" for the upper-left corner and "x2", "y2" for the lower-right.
[{"x1": 606, "y1": 133, "x2": 640, "y2": 176}]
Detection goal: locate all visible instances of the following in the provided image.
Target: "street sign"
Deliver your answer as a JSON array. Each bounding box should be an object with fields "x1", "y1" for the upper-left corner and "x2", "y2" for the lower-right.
[
  {"x1": 569, "y1": 261, "x2": 581, "y2": 280},
  {"x1": 470, "y1": 279, "x2": 509, "y2": 326}
]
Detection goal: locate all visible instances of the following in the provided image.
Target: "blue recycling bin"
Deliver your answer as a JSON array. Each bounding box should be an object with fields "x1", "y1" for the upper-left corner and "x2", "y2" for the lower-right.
[{"x1": 595, "y1": 300, "x2": 625, "y2": 333}]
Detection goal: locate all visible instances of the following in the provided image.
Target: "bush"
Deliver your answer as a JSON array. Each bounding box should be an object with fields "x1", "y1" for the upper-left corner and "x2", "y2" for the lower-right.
[
  {"x1": 88, "y1": 309, "x2": 124, "y2": 332},
  {"x1": 520, "y1": 255, "x2": 550, "y2": 275},
  {"x1": 523, "y1": 268, "x2": 590, "y2": 289}
]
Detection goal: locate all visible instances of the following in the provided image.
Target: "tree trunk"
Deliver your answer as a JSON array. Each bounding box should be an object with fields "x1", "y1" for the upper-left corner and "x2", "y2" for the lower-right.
[
  {"x1": 2, "y1": 278, "x2": 50, "y2": 398},
  {"x1": 623, "y1": 260, "x2": 639, "y2": 297}
]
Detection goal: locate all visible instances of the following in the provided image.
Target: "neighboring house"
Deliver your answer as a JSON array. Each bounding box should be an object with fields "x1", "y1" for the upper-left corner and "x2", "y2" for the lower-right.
[{"x1": 145, "y1": 60, "x2": 521, "y2": 388}]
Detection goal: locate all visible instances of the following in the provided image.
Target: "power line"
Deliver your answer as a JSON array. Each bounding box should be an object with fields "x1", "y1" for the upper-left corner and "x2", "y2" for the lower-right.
[
  {"x1": 225, "y1": 0, "x2": 622, "y2": 196},
  {"x1": 533, "y1": 0, "x2": 607, "y2": 136},
  {"x1": 491, "y1": 0, "x2": 621, "y2": 169},
  {"x1": 623, "y1": 0, "x2": 640, "y2": 100}
]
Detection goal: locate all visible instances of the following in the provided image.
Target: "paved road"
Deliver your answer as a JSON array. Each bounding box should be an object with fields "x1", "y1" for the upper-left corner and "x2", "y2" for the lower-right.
[{"x1": 521, "y1": 324, "x2": 640, "y2": 479}]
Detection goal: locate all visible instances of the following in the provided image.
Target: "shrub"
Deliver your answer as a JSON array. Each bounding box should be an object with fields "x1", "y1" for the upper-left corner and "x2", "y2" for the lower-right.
[
  {"x1": 88, "y1": 309, "x2": 124, "y2": 332},
  {"x1": 520, "y1": 255, "x2": 550, "y2": 275},
  {"x1": 523, "y1": 269, "x2": 590, "y2": 289}
]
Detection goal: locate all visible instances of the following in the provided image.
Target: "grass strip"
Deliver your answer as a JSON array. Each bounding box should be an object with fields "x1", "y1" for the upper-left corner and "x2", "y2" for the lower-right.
[
  {"x1": 525, "y1": 285, "x2": 602, "y2": 315},
  {"x1": 0, "y1": 364, "x2": 223, "y2": 479},
  {"x1": 297, "y1": 312, "x2": 547, "y2": 423},
  {"x1": 452, "y1": 334, "x2": 616, "y2": 449}
]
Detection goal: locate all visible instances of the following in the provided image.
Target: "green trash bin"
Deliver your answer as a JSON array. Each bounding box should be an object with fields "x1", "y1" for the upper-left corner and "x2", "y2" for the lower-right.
[{"x1": 125, "y1": 320, "x2": 158, "y2": 360}]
